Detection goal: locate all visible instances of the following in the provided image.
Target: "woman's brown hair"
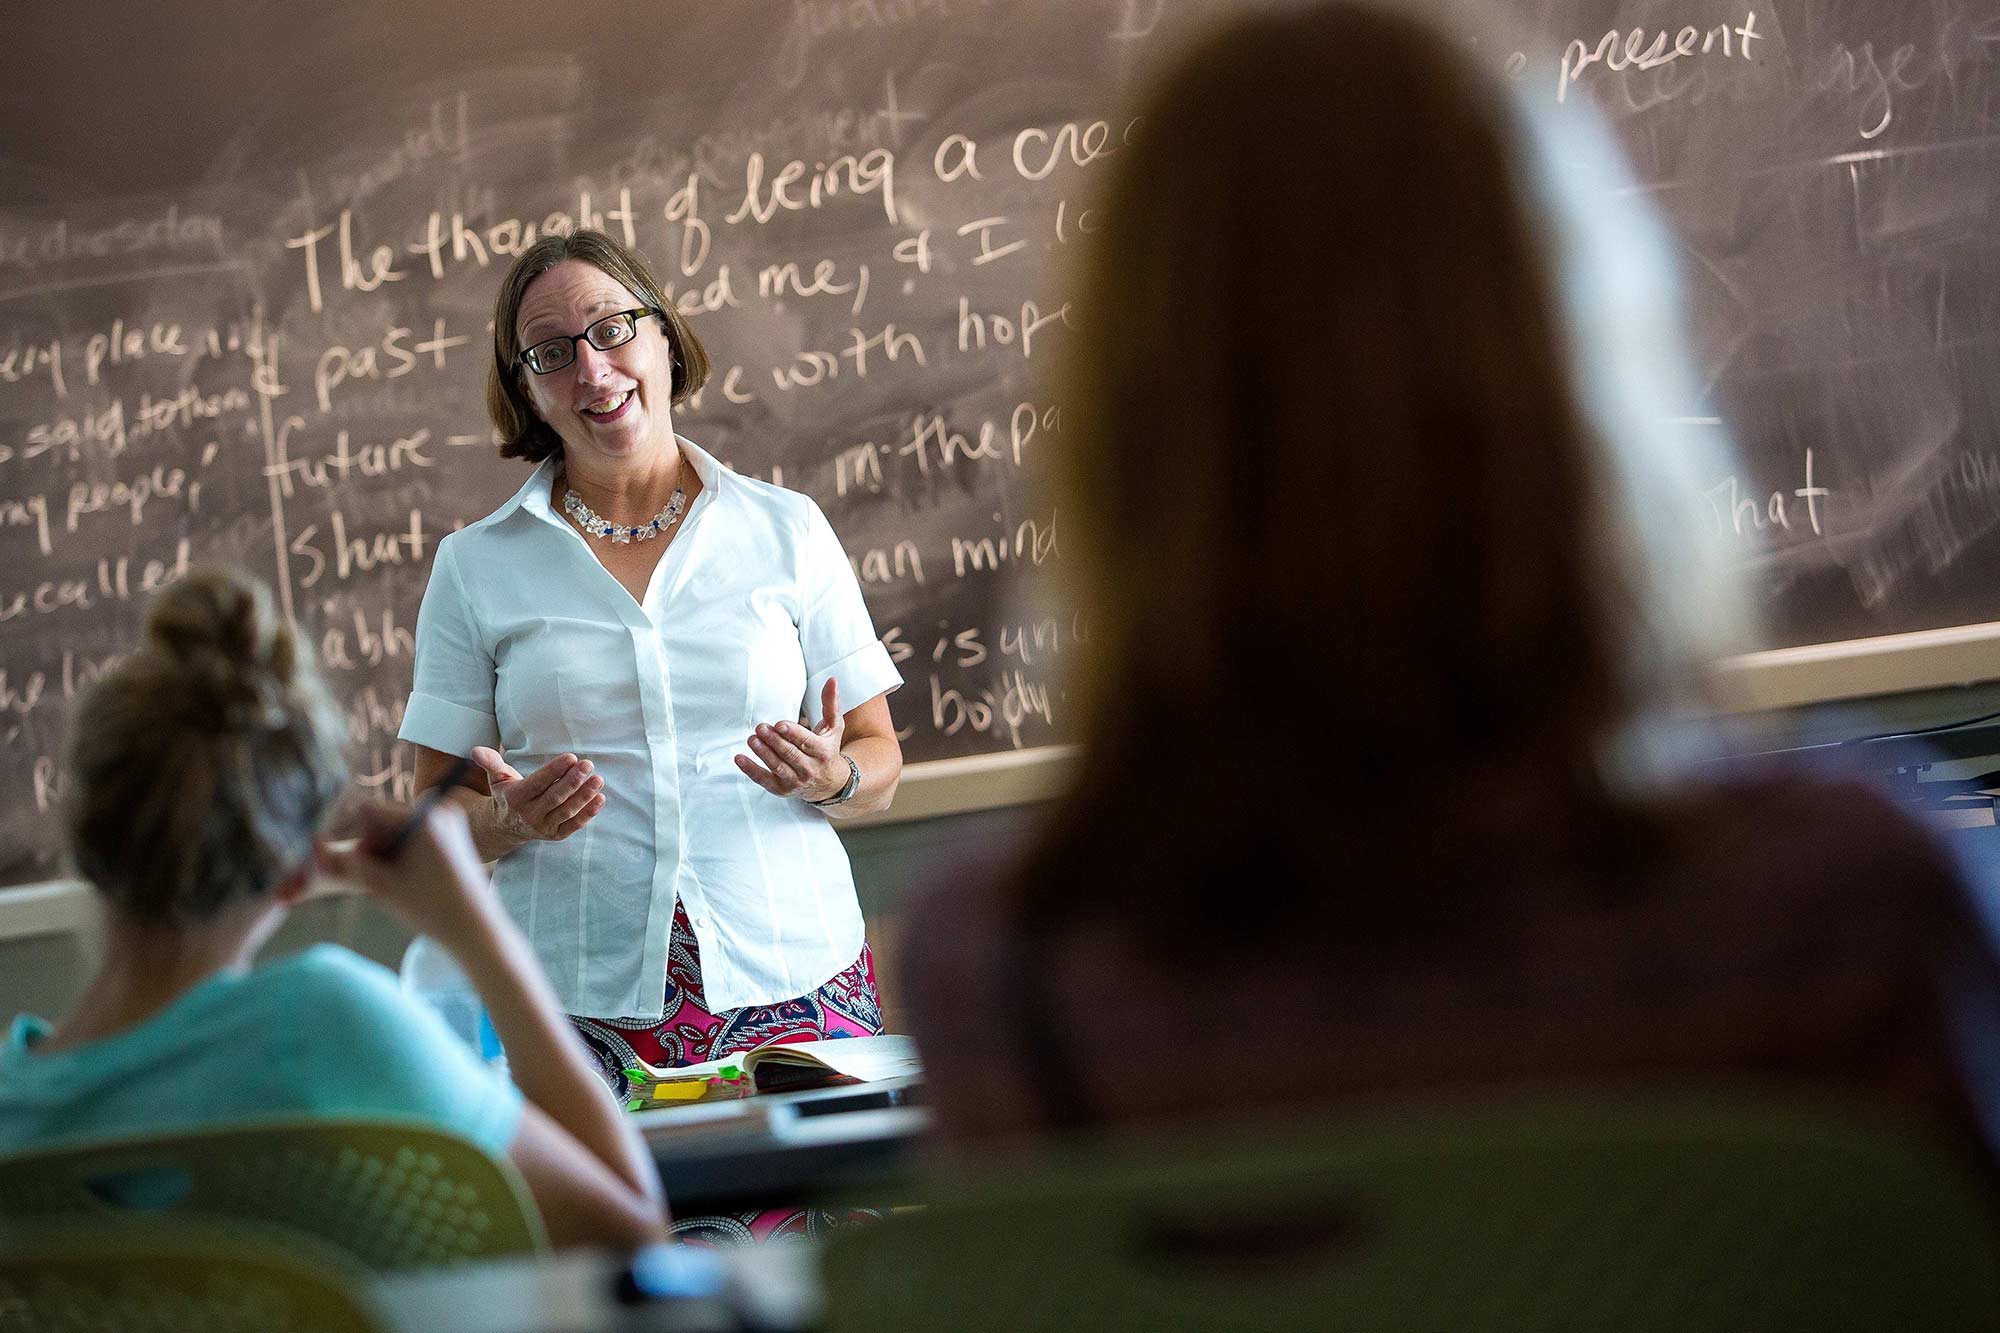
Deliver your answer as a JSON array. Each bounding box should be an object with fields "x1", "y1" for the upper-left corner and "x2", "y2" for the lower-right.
[
  {"x1": 63, "y1": 568, "x2": 348, "y2": 925},
  {"x1": 486, "y1": 229, "x2": 712, "y2": 463},
  {"x1": 1012, "y1": 3, "x2": 1702, "y2": 948}
]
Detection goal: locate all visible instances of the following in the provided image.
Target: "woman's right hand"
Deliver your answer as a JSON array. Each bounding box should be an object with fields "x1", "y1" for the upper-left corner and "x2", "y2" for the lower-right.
[{"x1": 471, "y1": 747, "x2": 607, "y2": 843}]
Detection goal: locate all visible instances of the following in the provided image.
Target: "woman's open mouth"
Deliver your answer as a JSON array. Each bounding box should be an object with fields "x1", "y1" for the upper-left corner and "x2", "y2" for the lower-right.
[{"x1": 582, "y1": 389, "x2": 634, "y2": 421}]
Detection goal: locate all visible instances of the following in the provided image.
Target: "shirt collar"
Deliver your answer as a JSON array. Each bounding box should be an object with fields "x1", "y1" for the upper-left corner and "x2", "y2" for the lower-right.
[
  {"x1": 5, "y1": 1013, "x2": 51, "y2": 1060},
  {"x1": 491, "y1": 436, "x2": 727, "y2": 532},
  {"x1": 485, "y1": 456, "x2": 561, "y2": 528}
]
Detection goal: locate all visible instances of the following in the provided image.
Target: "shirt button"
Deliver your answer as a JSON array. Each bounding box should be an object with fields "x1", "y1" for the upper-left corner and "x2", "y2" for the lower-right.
[{"x1": 693, "y1": 915, "x2": 709, "y2": 930}]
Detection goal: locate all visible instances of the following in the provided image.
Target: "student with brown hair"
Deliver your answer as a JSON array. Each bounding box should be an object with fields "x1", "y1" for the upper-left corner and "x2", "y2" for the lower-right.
[
  {"x1": 903, "y1": 1, "x2": 1998, "y2": 1155},
  {"x1": 0, "y1": 567, "x2": 667, "y2": 1250}
]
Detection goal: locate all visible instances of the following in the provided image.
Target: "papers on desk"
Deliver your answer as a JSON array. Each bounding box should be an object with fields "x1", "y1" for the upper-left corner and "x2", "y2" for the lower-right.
[
  {"x1": 743, "y1": 1035, "x2": 922, "y2": 1091},
  {"x1": 626, "y1": 1035, "x2": 922, "y2": 1107}
]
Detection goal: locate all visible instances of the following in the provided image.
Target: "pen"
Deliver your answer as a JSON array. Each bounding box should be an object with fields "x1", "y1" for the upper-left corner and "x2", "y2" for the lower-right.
[{"x1": 371, "y1": 753, "x2": 476, "y2": 858}]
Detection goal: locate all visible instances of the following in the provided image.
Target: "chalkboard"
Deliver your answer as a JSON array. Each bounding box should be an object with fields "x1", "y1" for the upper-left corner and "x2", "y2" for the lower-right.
[
  {"x1": 1484, "y1": 0, "x2": 2000, "y2": 661},
  {"x1": 3, "y1": 0, "x2": 1999, "y2": 888}
]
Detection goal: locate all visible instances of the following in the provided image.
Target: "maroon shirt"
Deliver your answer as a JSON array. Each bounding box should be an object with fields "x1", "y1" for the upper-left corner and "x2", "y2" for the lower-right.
[{"x1": 904, "y1": 769, "x2": 1997, "y2": 1159}]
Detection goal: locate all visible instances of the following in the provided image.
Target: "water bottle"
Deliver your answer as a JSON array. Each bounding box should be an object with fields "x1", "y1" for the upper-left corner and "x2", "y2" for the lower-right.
[{"x1": 398, "y1": 935, "x2": 507, "y2": 1067}]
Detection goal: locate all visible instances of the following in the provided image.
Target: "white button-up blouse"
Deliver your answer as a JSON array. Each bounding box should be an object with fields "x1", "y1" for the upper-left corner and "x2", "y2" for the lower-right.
[{"x1": 398, "y1": 438, "x2": 903, "y2": 1018}]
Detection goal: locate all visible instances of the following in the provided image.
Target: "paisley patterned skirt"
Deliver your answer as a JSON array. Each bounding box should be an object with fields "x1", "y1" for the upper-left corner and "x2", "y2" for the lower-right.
[
  {"x1": 565, "y1": 897, "x2": 888, "y2": 1246},
  {"x1": 567, "y1": 896, "x2": 883, "y2": 1095}
]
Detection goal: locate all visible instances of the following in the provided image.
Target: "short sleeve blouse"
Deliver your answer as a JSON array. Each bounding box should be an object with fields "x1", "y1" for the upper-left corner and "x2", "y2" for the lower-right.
[{"x1": 399, "y1": 438, "x2": 902, "y2": 1017}]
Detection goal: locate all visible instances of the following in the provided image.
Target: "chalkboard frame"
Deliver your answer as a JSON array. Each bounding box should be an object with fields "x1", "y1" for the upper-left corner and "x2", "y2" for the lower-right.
[
  {"x1": 1717, "y1": 626, "x2": 2000, "y2": 712},
  {"x1": 0, "y1": 744, "x2": 1081, "y2": 941},
  {"x1": 13, "y1": 637, "x2": 2000, "y2": 936}
]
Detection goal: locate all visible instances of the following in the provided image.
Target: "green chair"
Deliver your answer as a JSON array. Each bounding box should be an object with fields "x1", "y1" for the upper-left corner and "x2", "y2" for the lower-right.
[
  {"x1": 0, "y1": 1119, "x2": 546, "y2": 1273},
  {"x1": 0, "y1": 1218, "x2": 389, "y2": 1333},
  {"x1": 821, "y1": 1092, "x2": 2000, "y2": 1332}
]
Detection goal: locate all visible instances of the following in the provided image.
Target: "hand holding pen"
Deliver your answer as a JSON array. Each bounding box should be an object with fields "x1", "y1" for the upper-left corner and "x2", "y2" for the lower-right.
[
  {"x1": 365, "y1": 753, "x2": 476, "y2": 859},
  {"x1": 322, "y1": 760, "x2": 499, "y2": 944}
]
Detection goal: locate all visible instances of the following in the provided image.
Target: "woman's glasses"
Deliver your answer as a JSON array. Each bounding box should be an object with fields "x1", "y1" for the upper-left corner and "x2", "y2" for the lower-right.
[{"x1": 516, "y1": 308, "x2": 661, "y2": 375}]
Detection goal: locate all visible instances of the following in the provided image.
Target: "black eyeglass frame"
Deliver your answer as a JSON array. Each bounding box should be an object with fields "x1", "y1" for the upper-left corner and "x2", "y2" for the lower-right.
[{"x1": 514, "y1": 308, "x2": 663, "y2": 375}]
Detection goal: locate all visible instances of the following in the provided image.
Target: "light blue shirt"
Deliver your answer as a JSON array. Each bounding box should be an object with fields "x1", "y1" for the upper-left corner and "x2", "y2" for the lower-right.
[{"x1": 0, "y1": 945, "x2": 523, "y2": 1158}]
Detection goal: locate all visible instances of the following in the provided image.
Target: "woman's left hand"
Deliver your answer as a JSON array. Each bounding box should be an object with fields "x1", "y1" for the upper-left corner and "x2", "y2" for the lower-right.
[{"x1": 736, "y1": 679, "x2": 849, "y2": 801}]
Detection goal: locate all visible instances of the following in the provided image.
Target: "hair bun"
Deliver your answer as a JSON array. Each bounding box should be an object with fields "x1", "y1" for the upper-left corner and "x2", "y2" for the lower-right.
[
  {"x1": 145, "y1": 569, "x2": 300, "y2": 733},
  {"x1": 65, "y1": 564, "x2": 348, "y2": 925}
]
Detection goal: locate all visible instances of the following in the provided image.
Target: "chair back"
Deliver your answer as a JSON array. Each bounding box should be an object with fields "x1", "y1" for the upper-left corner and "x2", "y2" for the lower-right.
[
  {"x1": 0, "y1": 1218, "x2": 389, "y2": 1333},
  {"x1": 821, "y1": 1093, "x2": 2000, "y2": 1332},
  {"x1": 0, "y1": 1118, "x2": 546, "y2": 1272}
]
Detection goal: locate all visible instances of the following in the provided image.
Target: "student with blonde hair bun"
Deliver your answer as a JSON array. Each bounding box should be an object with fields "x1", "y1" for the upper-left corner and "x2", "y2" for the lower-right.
[
  {"x1": 0, "y1": 566, "x2": 667, "y2": 1250},
  {"x1": 903, "y1": 0, "x2": 2000, "y2": 1158}
]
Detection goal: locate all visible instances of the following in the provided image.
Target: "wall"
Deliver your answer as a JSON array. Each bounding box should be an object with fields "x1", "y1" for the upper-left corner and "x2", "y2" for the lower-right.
[{"x1": 0, "y1": 802, "x2": 1043, "y2": 1034}]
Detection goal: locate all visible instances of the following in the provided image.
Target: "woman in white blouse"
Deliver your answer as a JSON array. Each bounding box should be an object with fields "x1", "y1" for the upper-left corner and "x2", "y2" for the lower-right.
[{"x1": 400, "y1": 229, "x2": 903, "y2": 1094}]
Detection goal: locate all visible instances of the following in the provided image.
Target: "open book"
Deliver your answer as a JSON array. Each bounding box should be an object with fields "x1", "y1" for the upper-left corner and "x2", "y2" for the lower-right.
[{"x1": 624, "y1": 1035, "x2": 922, "y2": 1108}]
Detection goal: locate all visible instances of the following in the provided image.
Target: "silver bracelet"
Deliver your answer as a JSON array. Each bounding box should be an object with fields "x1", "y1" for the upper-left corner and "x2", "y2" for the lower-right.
[{"x1": 810, "y1": 754, "x2": 861, "y2": 807}]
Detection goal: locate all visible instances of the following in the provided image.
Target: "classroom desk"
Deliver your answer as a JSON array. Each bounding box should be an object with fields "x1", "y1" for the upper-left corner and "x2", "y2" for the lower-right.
[
  {"x1": 370, "y1": 1241, "x2": 821, "y2": 1332},
  {"x1": 372, "y1": 1083, "x2": 926, "y2": 1331},
  {"x1": 636, "y1": 1077, "x2": 930, "y2": 1213}
]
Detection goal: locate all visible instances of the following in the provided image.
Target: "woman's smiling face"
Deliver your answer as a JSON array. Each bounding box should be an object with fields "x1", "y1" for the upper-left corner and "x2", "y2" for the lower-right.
[{"x1": 515, "y1": 258, "x2": 675, "y2": 466}]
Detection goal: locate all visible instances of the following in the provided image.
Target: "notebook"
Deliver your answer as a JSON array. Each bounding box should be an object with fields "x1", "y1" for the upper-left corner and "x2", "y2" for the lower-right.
[{"x1": 623, "y1": 1035, "x2": 922, "y2": 1108}]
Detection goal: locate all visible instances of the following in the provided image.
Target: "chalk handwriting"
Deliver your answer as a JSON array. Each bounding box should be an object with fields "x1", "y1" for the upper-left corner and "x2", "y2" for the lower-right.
[
  {"x1": 1011, "y1": 120, "x2": 1130, "y2": 180},
  {"x1": 315, "y1": 95, "x2": 472, "y2": 209},
  {"x1": 957, "y1": 298, "x2": 1071, "y2": 358},
  {"x1": 407, "y1": 189, "x2": 635, "y2": 280},
  {"x1": 286, "y1": 210, "x2": 407, "y2": 314},
  {"x1": 319, "y1": 605, "x2": 415, "y2": 672},
  {"x1": 314, "y1": 320, "x2": 469, "y2": 413},
  {"x1": 84, "y1": 319, "x2": 189, "y2": 386},
  {"x1": 0, "y1": 667, "x2": 45, "y2": 719},
  {"x1": 935, "y1": 135, "x2": 983, "y2": 182},
  {"x1": 31, "y1": 756, "x2": 63, "y2": 814},
  {"x1": 683, "y1": 93, "x2": 913, "y2": 186},
  {"x1": 899, "y1": 402, "x2": 1050, "y2": 476},
  {"x1": 267, "y1": 418, "x2": 435, "y2": 497},
  {"x1": 957, "y1": 216, "x2": 1027, "y2": 266},
  {"x1": 930, "y1": 626, "x2": 987, "y2": 667},
  {"x1": 64, "y1": 465, "x2": 192, "y2": 538},
  {"x1": 0, "y1": 493, "x2": 51, "y2": 556},
  {"x1": 352, "y1": 737, "x2": 419, "y2": 804},
  {"x1": 725, "y1": 149, "x2": 899, "y2": 227},
  {"x1": 288, "y1": 509, "x2": 429, "y2": 589},
  {"x1": 773, "y1": 0, "x2": 957, "y2": 90},
  {"x1": 1704, "y1": 449, "x2": 1827, "y2": 539},
  {"x1": 850, "y1": 540, "x2": 926, "y2": 586},
  {"x1": 1052, "y1": 198, "x2": 1101, "y2": 245},
  {"x1": 342, "y1": 684, "x2": 407, "y2": 745},
  {"x1": 663, "y1": 174, "x2": 711, "y2": 276},
  {"x1": 1558, "y1": 11, "x2": 1762, "y2": 104},
  {"x1": 0, "y1": 539, "x2": 191, "y2": 624},
  {"x1": 61, "y1": 650, "x2": 120, "y2": 699},
  {"x1": 832, "y1": 439, "x2": 885, "y2": 496},
  {"x1": 0, "y1": 337, "x2": 65, "y2": 397},
  {"x1": 951, "y1": 510, "x2": 1060, "y2": 577},
  {"x1": 758, "y1": 257, "x2": 872, "y2": 317},
  {"x1": 928, "y1": 668, "x2": 1055, "y2": 750},
  {"x1": 666, "y1": 266, "x2": 744, "y2": 316},
  {"x1": 0, "y1": 206, "x2": 223, "y2": 273},
  {"x1": 998, "y1": 615, "x2": 1086, "y2": 666},
  {"x1": 770, "y1": 323, "x2": 925, "y2": 391},
  {"x1": 17, "y1": 386, "x2": 253, "y2": 466}
]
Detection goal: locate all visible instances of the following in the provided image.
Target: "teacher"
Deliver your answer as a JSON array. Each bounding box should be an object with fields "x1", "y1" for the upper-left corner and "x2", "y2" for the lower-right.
[{"x1": 399, "y1": 229, "x2": 903, "y2": 1095}]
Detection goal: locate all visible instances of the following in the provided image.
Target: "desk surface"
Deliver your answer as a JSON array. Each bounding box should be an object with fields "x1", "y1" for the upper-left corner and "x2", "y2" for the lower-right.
[
  {"x1": 371, "y1": 1244, "x2": 821, "y2": 1333},
  {"x1": 638, "y1": 1078, "x2": 931, "y2": 1213},
  {"x1": 374, "y1": 1083, "x2": 929, "y2": 1330}
]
